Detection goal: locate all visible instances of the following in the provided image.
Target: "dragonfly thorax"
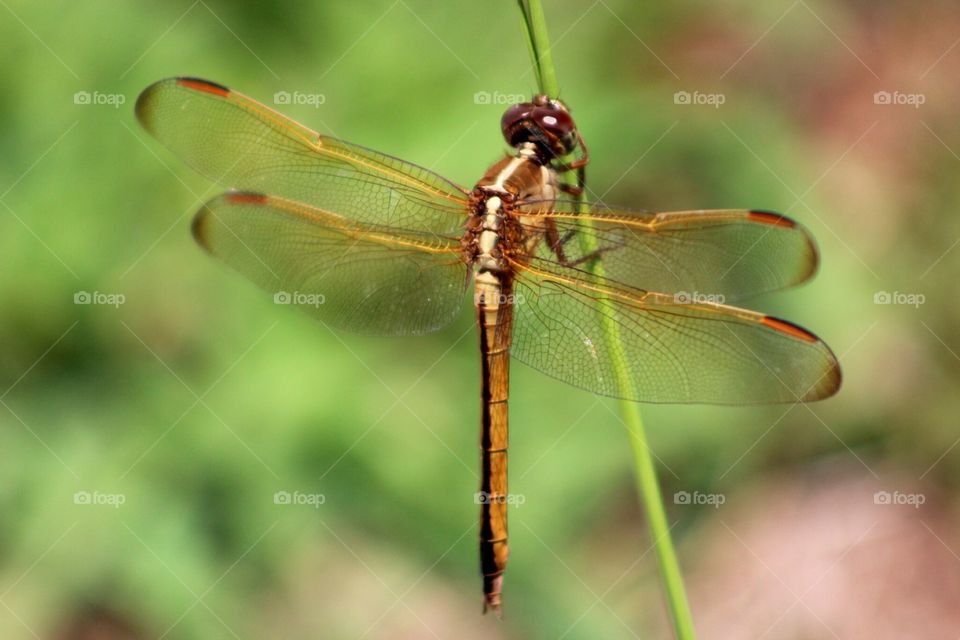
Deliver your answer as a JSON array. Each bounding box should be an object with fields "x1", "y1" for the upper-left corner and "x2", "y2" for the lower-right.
[
  {"x1": 474, "y1": 151, "x2": 555, "y2": 202},
  {"x1": 466, "y1": 143, "x2": 559, "y2": 278}
]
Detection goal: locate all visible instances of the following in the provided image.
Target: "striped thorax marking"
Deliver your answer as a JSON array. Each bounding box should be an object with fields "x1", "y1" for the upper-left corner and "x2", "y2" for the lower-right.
[
  {"x1": 475, "y1": 196, "x2": 504, "y2": 274},
  {"x1": 488, "y1": 157, "x2": 524, "y2": 193}
]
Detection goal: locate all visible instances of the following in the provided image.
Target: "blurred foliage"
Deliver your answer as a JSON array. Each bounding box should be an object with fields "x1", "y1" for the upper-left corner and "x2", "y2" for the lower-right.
[{"x1": 1, "y1": 1, "x2": 958, "y2": 638}]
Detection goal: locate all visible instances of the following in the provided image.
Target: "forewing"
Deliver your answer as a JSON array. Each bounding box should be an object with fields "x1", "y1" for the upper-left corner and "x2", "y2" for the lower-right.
[
  {"x1": 194, "y1": 192, "x2": 469, "y2": 335},
  {"x1": 517, "y1": 202, "x2": 818, "y2": 302},
  {"x1": 136, "y1": 77, "x2": 470, "y2": 235}
]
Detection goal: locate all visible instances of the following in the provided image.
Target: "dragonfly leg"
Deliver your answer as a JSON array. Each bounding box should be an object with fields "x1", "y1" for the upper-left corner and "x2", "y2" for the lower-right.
[
  {"x1": 558, "y1": 182, "x2": 584, "y2": 198},
  {"x1": 545, "y1": 218, "x2": 575, "y2": 264},
  {"x1": 544, "y1": 217, "x2": 617, "y2": 269},
  {"x1": 552, "y1": 130, "x2": 589, "y2": 195}
]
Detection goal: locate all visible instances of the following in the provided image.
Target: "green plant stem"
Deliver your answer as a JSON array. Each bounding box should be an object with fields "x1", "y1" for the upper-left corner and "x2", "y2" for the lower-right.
[
  {"x1": 515, "y1": 2, "x2": 696, "y2": 638},
  {"x1": 515, "y1": 0, "x2": 557, "y2": 96}
]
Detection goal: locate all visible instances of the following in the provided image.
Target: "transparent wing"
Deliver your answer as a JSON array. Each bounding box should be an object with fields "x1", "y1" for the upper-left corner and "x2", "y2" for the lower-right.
[
  {"x1": 136, "y1": 77, "x2": 470, "y2": 235},
  {"x1": 509, "y1": 262, "x2": 840, "y2": 404},
  {"x1": 515, "y1": 201, "x2": 818, "y2": 302},
  {"x1": 194, "y1": 192, "x2": 469, "y2": 335}
]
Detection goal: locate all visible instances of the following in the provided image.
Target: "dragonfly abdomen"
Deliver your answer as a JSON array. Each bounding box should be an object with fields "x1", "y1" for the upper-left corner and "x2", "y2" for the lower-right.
[{"x1": 475, "y1": 266, "x2": 513, "y2": 616}]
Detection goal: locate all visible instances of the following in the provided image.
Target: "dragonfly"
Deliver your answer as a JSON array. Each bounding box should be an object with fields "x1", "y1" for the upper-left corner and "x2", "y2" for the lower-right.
[{"x1": 136, "y1": 77, "x2": 841, "y2": 615}]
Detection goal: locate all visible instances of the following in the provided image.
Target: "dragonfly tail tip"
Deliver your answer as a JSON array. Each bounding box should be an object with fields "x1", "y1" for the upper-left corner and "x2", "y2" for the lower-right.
[
  {"x1": 482, "y1": 599, "x2": 503, "y2": 619},
  {"x1": 482, "y1": 575, "x2": 503, "y2": 618}
]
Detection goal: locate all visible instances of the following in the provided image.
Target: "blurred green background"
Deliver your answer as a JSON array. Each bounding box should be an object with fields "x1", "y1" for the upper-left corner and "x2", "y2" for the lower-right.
[{"x1": 2, "y1": 1, "x2": 958, "y2": 638}]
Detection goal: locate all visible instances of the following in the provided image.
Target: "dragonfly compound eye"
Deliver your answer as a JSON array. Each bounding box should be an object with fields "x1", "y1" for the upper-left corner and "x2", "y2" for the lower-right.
[
  {"x1": 500, "y1": 101, "x2": 536, "y2": 146},
  {"x1": 531, "y1": 105, "x2": 577, "y2": 156},
  {"x1": 500, "y1": 100, "x2": 579, "y2": 158}
]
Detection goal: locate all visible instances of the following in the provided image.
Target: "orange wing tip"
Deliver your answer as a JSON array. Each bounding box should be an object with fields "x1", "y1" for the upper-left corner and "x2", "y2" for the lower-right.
[
  {"x1": 176, "y1": 77, "x2": 230, "y2": 97},
  {"x1": 761, "y1": 315, "x2": 843, "y2": 401},
  {"x1": 193, "y1": 192, "x2": 268, "y2": 247},
  {"x1": 748, "y1": 209, "x2": 796, "y2": 228},
  {"x1": 224, "y1": 191, "x2": 269, "y2": 205},
  {"x1": 761, "y1": 316, "x2": 818, "y2": 343},
  {"x1": 135, "y1": 77, "x2": 230, "y2": 128},
  {"x1": 804, "y1": 360, "x2": 843, "y2": 401}
]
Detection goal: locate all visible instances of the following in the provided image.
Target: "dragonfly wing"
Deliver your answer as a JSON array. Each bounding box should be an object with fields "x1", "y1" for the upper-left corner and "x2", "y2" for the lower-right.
[
  {"x1": 136, "y1": 77, "x2": 470, "y2": 235},
  {"x1": 194, "y1": 192, "x2": 469, "y2": 335},
  {"x1": 517, "y1": 201, "x2": 818, "y2": 302},
  {"x1": 509, "y1": 265, "x2": 840, "y2": 404}
]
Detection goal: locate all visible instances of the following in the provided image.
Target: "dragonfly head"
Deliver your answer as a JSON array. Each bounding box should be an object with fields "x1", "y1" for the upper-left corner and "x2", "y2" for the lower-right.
[{"x1": 500, "y1": 95, "x2": 579, "y2": 161}]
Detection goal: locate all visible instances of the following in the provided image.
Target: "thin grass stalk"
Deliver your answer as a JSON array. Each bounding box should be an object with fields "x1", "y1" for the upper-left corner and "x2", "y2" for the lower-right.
[{"x1": 514, "y1": 2, "x2": 697, "y2": 637}]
